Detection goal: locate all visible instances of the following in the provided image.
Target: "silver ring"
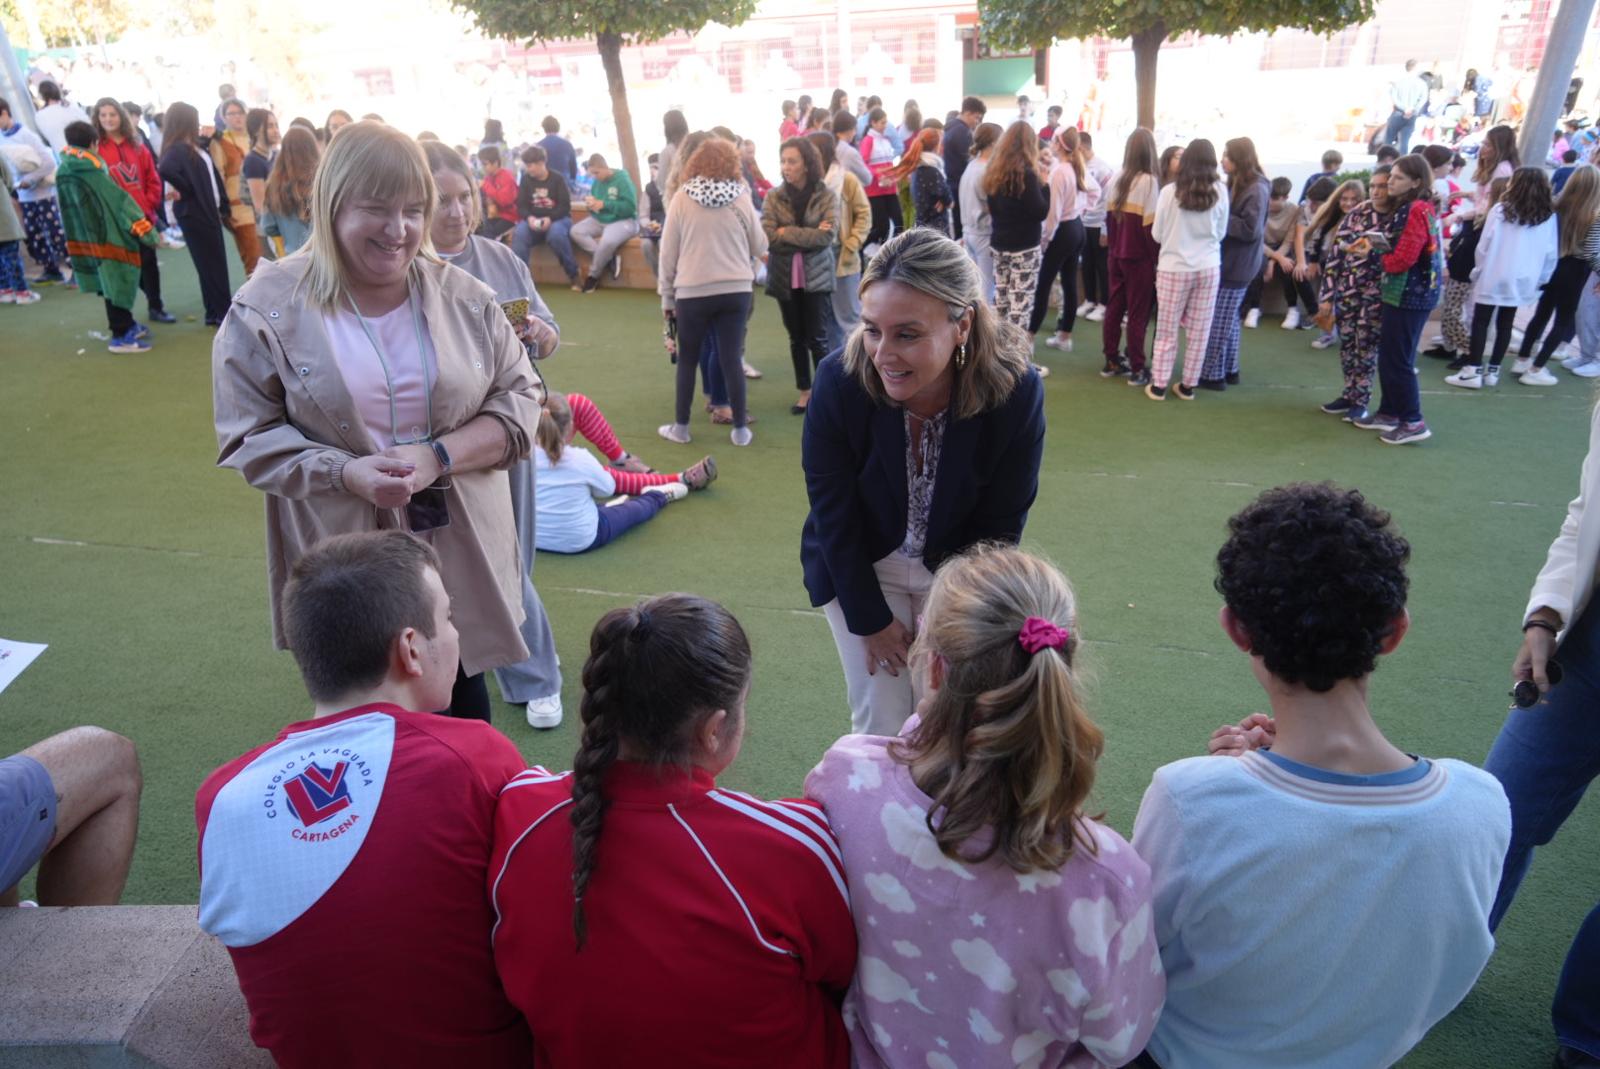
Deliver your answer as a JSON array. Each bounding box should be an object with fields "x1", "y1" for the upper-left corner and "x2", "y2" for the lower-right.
[{"x1": 877, "y1": 658, "x2": 891, "y2": 668}]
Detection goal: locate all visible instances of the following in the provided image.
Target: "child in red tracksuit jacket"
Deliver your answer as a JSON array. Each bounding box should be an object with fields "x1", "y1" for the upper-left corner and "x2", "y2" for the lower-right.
[
  {"x1": 479, "y1": 145, "x2": 520, "y2": 239},
  {"x1": 488, "y1": 594, "x2": 858, "y2": 1068}
]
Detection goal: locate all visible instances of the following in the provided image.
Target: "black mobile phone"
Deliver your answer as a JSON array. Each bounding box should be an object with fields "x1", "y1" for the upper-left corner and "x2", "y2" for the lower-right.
[{"x1": 406, "y1": 484, "x2": 451, "y2": 532}]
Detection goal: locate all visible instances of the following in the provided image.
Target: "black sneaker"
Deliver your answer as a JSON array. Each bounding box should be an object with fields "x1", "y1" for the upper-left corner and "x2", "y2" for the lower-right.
[
  {"x1": 1446, "y1": 356, "x2": 1469, "y2": 371},
  {"x1": 581, "y1": 275, "x2": 600, "y2": 293},
  {"x1": 1225, "y1": 372, "x2": 1240, "y2": 385},
  {"x1": 1144, "y1": 383, "x2": 1166, "y2": 401},
  {"x1": 1342, "y1": 405, "x2": 1369, "y2": 424},
  {"x1": 1422, "y1": 344, "x2": 1454, "y2": 359},
  {"x1": 1127, "y1": 369, "x2": 1151, "y2": 387},
  {"x1": 1099, "y1": 359, "x2": 1121, "y2": 378},
  {"x1": 1199, "y1": 378, "x2": 1227, "y2": 391},
  {"x1": 1321, "y1": 397, "x2": 1354, "y2": 414},
  {"x1": 149, "y1": 308, "x2": 177, "y2": 324},
  {"x1": 1173, "y1": 383, "x2": 1196, "y2": 401}
]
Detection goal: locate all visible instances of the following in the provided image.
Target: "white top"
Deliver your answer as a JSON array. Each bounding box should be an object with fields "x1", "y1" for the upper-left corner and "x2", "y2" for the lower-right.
[
  {"x1": 322, "y1": 300, "x2": 440, "y2": 449},
  {"x1": 532, "y1": 445, "x2": 617, "y2": 553},
  {"x1": 1527, "y1": 401, "x2": 1600, "y2": 632},
  {"x1": 1471, "y1": 203, "x2": 1559, "y2": 306},
  {"x1": 958, "y1": 156, "x2": 992, "y2": 240},
  {"x1": 1082, "y1": 156, "x2": 1115, "y2": 227},
  {"x1": 1151, "y1": 181, "x2": 1230, "y2": 273},
  {"x1": 1, "y1": 123, "x2": 57, "y2": 202},
  {"x1": 1132, "y1": 751, "x2": 1509, "y2": 1069},
  {"x1": 32, "y1": 100, "x2": 88, "y2": 152},
  {"x1": 1390, "y1": 73, "x2": 1429, "y2": 114},
  {"x1": 1042, "y1": 161, "x2": 1099, "y2": 243}
]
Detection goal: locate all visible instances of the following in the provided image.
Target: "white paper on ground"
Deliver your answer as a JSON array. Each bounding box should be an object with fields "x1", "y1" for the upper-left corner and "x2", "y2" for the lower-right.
[{"x1": 0, "y1": 639, "x2": 47, "y2": 695}]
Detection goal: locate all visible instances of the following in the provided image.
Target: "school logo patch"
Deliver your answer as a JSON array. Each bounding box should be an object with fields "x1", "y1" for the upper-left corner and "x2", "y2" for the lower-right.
[{"x1": 284, "y1": 761, "x2": 353, "y2": 827}]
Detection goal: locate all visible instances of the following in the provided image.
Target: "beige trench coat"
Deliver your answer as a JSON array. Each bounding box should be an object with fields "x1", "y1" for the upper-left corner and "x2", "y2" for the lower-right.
[{"x1": 212, "y1": 256, "x2": 540, "y2": 675}]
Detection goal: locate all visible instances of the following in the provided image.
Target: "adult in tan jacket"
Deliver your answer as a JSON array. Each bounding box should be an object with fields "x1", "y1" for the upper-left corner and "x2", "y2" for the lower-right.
[
  {"x1": 807, "y1": 131, "x2": 872, "y2": 357},
  {"x1": 212, "y1": 121, "x2": 540, "y2": 721},
  {"x1": 209, "y1": 97, "x2": 262, "y2": 275}
]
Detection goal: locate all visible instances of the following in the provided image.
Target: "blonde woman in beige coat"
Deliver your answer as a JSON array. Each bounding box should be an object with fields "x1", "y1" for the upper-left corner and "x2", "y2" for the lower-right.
[{"x1": 212, "y1": 121, "x2": 541, "y2": 721}]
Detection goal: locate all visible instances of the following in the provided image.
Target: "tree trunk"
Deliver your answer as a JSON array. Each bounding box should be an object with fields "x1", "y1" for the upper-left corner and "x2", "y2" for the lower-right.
[
  {"x1": 1132, "y1": 22, "x2": 1166, "y2": 131},
  {"x1": 597, "y1": 31, "x2": 641, "y2": 195}
]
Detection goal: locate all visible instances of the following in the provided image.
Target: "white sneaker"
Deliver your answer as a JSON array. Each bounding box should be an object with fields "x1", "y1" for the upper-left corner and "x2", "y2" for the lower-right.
[
  {"x1": 1281, "y1": 307, "x2": 1301, "y2": 330},
  {"x1": 1243, "y1": 308, "x2": 1261, "y2": 329},
  {"x1": 731, "y1": 426, "x2": 753, "y2": 446},
  {"x1": 644, "y1": 482, "x2": 689, "y2": 502},
  {"x1": 1076, "y1": 300, "x2": 1095, "y2": 317},
  {"x1": 526, "y1": 694, "x2": 562, "y2": 729},
  {"x1": 1510, "y1": 357, "x2": 1533, "y2": 375},
  {"x1": 1085, "y1": 304, "x2": 1106, "y2": 322},
  {"x1": 656, "y1": 423, "x2": 691, "y2": 444},
  {"x1": 1521, "y1": 367, "x2": 1560, "y2": 386},
  {"x1": 1563, "y1": 353, "x2": 1590, "y2": 370},
  {"x1": 1311, "y1": 331, "x2": 1338, "y2": 350},
  {"x1": 1044, "y1": 333, "x2": 1072, "y2": 352},
  {"x1": 1445, "y1": 366, "x2": 1483, "y2": 389},
  {"x1": 1573, "y1": 360, "x2": 1600, "y2": 378},
  {"x1": 1483, "y1": 368, "x2": 1500, "y2": 387}
]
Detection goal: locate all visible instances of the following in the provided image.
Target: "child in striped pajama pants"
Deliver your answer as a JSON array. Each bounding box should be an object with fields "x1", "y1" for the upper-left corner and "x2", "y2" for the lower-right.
[{"x1": 1150, "y1": 267, "x2": 1220, "y2": 392}]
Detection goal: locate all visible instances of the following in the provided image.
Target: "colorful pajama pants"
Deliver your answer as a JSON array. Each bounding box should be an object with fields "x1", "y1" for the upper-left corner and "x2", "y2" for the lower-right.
[
  {"x1": 1200, "y1": 285, "x2": 1248, "y2": 381},
  {"x1": 1151, "y1": 267, "x2": 1220, "y2": 388},
  {"x1": 20, "y1": 200, "x2": 66, "y2": 273},
  {"x1": 1334, "y1": 295, "x2": 1381, "y2": 407},
  {"x1": 1439, "y1": 278, "x2": 1472, "y2": 354},
  {"x1": 0, "y1": 241, "x2": 27, "y2": 292},
  {"x1": 993, "y1": 247, "x2": 1042, "y2": 333}
]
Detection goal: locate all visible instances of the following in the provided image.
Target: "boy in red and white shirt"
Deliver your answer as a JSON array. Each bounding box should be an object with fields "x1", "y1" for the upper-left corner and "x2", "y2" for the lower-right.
[
  {"x1": 479, "y1": 144, "x2": 520, "y2": 240},
  {"x1": 489, "y1": 595, "x2": 858, "y2": 1068},
  {"x1": 196, "y1": 531, "x2": 532, "y2": 1068}
]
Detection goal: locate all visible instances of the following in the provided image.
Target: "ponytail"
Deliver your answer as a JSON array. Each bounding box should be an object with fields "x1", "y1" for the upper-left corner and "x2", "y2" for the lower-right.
[
  {"x1": 537, "y1": 391, "x2": 571, "y2": 465},
  {"x1": 1053, "y1": 128, "x2": 1086, "y2": 191},
  {"x1": 893, "y1": 545, "x2": 1104, "y2": 873},
  {"x1": 887, "y1": 127, "x2": 939, "y2": 183},
  {"x1": 568, "y1": 594, "x2": 753, "y2": 949}
]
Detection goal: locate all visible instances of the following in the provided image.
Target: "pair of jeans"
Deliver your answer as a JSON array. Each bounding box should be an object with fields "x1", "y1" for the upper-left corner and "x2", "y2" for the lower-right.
[
  {"x1": 777, "y1": 289, "x2": 830, "y2": 390},
  {"x1": 1375, "y1": 303, "x2": 1428, "y2": 424},
  {"x1": 963, "y1": 231, "x2": 996, "y2": 303},
  {"x1": 588, "y1": 492, "x2": 665, "y2": 549},
  {"x1": 490, "y1": 453, "x2": 562, "y2": 705},
  {"x1": 1385, "y1": 108, "x2": 1417, "y2": 154},
  {"x1": 676, "y1": 291, "x2": 751, "y2": 427},
  {"x1": 511, "y1": 217, "x2": 577, "y2": 279},
  {"x1": 1243, "y1": 261, "x2": 1317, "y2": 316},
  {"x1": 1029, "y1": 218, "x2": 1085, "y2": 335},
  {"x1": 1580, "y1": 272, "x2": 1600, "y2": 363},
  {"x1": 1485, "y1": 603, "x2": 1600, "y2": 1060},
  {"x1": 826, "y1": 272, "x2": 862, "y2": 354}
]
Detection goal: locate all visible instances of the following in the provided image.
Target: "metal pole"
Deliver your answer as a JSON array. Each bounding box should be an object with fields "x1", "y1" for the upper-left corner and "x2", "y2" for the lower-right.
[
  {"x1": 0, "y1": 20, "x2": 43, "y2": 135},
  {"x1": 1517, "y1": 0, "x2": 1598, "y2": 166}
]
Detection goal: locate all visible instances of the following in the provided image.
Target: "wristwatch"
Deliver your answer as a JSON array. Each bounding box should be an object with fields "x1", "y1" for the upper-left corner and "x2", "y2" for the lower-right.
[{"x1": 430, "y1": 439, "x2": 453, "y2": 476}]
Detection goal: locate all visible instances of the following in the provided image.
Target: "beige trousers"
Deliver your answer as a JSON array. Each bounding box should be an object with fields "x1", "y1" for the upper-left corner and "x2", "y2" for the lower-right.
[{"x1": 822, "y1": 549, "x2": 935, "y2": 736}]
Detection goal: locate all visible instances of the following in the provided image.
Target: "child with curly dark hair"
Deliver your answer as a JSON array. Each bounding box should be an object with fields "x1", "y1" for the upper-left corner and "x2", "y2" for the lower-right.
[
  {"x1": 487, "y1": 594, "x2": 857, "y2": 1068},
  {"x1": 1130, "y1": 482, "x2": 1511, "y2": 1069},
  {"x1": 1446, "y1": 166, "x2": 1559, "y2": 389}
]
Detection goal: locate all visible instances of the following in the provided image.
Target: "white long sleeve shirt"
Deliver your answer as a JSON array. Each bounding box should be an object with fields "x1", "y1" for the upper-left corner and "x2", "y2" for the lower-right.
[
  {"x1": 1152, "y1": 180, "x2": 1229, "y2": 272},
  {"x1": 1527, "y1": 401, "x2": 1600, "y2": 633},
  {"x1": 1471, "y1": 203, "x2": 1559, "y2": 306}
]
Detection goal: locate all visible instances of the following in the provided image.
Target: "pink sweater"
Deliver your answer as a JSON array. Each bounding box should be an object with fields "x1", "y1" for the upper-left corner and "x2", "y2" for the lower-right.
[{"x1": 805, "y1": 723, "x2": 1163, "y2": 1069}]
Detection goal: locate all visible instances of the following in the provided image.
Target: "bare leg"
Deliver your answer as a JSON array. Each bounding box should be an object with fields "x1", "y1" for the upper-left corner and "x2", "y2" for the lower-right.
[{"x1": 15, "y1": 727, "x2": 142, "y2": 905}]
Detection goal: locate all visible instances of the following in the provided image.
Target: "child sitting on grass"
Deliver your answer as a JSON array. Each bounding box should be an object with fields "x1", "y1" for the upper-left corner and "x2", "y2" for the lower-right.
[
  {"x1": 807, "y1": 545, "x2": 1163, "y2": 1069},
  {"x1": 533, "y1": 391, "x2": 716, "y2": 554},
  {"x1": 1130, "y1": 483, "x2": 1510, "y2": 1069}
]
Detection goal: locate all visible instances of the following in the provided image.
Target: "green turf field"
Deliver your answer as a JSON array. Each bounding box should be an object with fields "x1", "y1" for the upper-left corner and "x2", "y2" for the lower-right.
[{"x1": 3, "y1": 250, "x2": 1595, "y2": 1066}]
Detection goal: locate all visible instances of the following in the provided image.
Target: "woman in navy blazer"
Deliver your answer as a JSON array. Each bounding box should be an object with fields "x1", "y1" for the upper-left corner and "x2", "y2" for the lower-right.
[{"x1": 802, "y1": 227, "x2": 1045, "y2": 735}]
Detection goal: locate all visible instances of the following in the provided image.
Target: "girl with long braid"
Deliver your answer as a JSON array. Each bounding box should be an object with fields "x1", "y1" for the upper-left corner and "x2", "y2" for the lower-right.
[{"x1": 488, "y1": 595, "x2": 858, "y2": 1068}]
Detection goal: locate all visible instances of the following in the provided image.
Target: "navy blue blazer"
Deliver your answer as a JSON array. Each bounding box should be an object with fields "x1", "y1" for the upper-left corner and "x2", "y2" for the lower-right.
[{"x1": 801, "y1": 355, "x2": 1046, "y2": 636}]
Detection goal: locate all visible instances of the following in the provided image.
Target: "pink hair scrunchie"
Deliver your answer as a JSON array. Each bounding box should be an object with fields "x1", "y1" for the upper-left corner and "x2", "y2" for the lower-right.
[{"x1": 1018, "y1": 616, "x2": 1071, "y2": 655}]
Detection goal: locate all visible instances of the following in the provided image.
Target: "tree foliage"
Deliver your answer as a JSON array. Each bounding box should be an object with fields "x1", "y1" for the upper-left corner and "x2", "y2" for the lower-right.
[
  {"x1": 452, "y1": 0, "x2": 757, "y2": 48},
  {"x1": 980, "y1": 0, "x2": 1374, "y2": 52}
]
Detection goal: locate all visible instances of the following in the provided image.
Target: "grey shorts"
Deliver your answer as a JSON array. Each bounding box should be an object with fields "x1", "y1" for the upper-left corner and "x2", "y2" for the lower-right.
[{"x1": 0, "y1": 755, "x2": 56, "y2": 892}]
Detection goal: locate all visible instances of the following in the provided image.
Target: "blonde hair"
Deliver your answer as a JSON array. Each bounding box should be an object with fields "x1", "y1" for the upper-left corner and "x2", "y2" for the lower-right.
[
  {"x1": 840, "y1": 228, "x2": 1031, "y2": 421},
  {"x1": 294, "y1": 121, "x2": 439, "y2": 308},
  {"x1": 893, "y1": 545, "x2": 1104, "y2": 873},
  {"x1": 421, "y1": 137, "x2": 479, "y2": 232},
  {"x1": 1556, "y1": 164, "x2": 1600, "y2": 258},
  {"x1": 537, "y1": 391, "x2": 572, "y2": 465}
]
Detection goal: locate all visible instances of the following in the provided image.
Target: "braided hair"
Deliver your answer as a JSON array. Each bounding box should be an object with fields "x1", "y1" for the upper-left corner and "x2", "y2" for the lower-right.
[{"x1": 569, "y1": 594, "x2": 753, "y2": 948}]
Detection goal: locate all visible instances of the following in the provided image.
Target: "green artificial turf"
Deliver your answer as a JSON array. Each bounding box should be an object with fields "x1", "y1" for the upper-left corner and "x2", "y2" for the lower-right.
[{"x1": 2, "y1": 250, "x2": 1596, "y2": 1067}]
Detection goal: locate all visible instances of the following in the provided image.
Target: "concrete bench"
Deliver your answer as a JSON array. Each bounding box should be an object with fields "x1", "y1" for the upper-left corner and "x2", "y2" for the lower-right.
[{"x1": 0, "y1": 906, "x2": 268, "y2": 1068}]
